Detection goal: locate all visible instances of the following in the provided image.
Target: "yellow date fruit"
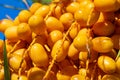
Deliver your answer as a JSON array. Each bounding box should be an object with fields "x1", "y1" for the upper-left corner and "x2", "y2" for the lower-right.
[
  {"x1": 92, "y1": 37, "x2": 113, "y2": 53},
  {"x1": 98, "y1": 56, "x2": 116, "y2": 74},
  {"x1": 29, "y1": 43, "x2": 49, "y2": 67}
]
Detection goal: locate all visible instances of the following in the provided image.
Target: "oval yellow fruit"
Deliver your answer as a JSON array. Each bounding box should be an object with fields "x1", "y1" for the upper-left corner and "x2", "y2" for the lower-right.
[
  {"x1": 92, "y1": 37, "x2": 113, "y2": 53},
  {"x1": 29, "y1": 43, "x2": 49, "y2": 67},
  {"x1": 51, "y1": 39, "x2": 70, "y2": 62},
  {"x1": 98, "y1": 56, "x2": 116, "y2": 74}
]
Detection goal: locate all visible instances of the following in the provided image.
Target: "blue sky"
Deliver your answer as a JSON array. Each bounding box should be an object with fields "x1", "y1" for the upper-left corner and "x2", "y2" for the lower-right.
[{"x1": 0, "y1": 0, "x2": 32, "y2": 20}]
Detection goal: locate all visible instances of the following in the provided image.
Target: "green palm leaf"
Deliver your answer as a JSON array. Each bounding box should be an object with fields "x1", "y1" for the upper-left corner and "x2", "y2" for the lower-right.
[
  {"x1": 32, "y1": 0, "x2": 52, "y2": 4},
  {"x1": 116, "y1": 50, "x2": 120, "y2": 61},
  {"x1": 3, "y1": 41, "x2": 11, "y2": 80},
  {"x1": 0, "y1": 32, "x2": 10, "y2": 80}
]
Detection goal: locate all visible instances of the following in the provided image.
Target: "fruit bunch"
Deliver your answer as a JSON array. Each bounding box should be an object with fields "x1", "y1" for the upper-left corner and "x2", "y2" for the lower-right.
[{"x1": 0, "y1": 0, "x2": 120, "y2": 80}]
